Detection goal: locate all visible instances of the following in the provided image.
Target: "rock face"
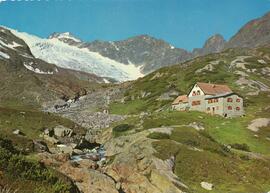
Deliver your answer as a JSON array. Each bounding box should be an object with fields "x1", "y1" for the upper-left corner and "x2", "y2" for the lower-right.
[
  {"x1": 38, "y1": 152, "x2": 118, "y2": 193},
  {"x1": 193, "y1": 34, "x2": 226, "y2": 56},
  {"x1": 60, "y1": 162, "x2": 118, "y2": 193},
  {"x1": 54, "y1": 125, "x2": 73, "y2": 137},
  {"x1": 248, "y1": 118, "x2": 270, "y2": 132},
  {"x1": 70, "y1": 35, "x2": 192, "y2": 74},
  {"x1": 0, "y1": 26, "x2": 104, "y2": 107},
  {"x1": 104, "y1": 130, "x2": 187, "y2": 193},
  {"x1": 226, "y1": 12, "x2": 270, "y2": 48}
]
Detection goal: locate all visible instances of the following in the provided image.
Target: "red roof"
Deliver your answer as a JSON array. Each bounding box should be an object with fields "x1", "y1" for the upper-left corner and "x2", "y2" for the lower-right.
[
  {"x1": 197, "y1": 82, "x2": 232, "y2": 95},
  {"x1": 172, "y1": 95, "x2": 188, "y2": 105}
]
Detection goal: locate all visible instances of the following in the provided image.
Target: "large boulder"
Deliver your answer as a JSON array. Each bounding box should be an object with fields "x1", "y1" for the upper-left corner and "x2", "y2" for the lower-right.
[
  {"x1": 44, "y1": 135, "x2": 59, "y2": 144},
  {"x1": 54, "y1": 125, "x2": 73, "y2": 137},
  {"x1": 56, "y1": 144, "x2": 76, "y2": 155},
  {"x1": 59, "y1": 162, "x2": 118, "y2": 193},
  {"x1": 33, "y1": 140, "x2": 50, "y2": 153},
  {"x1": 104, "y1": 131, "x2": 187, "y2": 193}
]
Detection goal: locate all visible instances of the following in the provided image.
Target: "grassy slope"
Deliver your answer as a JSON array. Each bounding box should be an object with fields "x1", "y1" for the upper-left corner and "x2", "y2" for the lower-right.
[
  {"x1": 109, "y1": 47, "x2": 270, "y2": 192},
  {"x1": 0, "y1": 106, "x2": 85, "y2": 150}
]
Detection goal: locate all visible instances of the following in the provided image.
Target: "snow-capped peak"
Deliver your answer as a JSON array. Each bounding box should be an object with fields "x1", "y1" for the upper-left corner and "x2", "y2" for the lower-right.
[
  {"x1": 49, "y1": 32, "x2": 81, "y2": 43},
  {"x1": 8, "y1": 27, "x2": 144, "y2": 82}
]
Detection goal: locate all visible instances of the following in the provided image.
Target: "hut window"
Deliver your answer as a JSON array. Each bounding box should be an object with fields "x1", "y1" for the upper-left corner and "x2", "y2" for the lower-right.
[
  {"x1": 236, "y1": 98, "x2": 241, "y2": 102},
  {"x1": 197, "y1": 90, "x2": 201, "y2": 95},
  {"x1": 228, "y1": 106, "x2": 232, "y2": 110},
  {"x1": 227, "y1": 98, "x2": 233, "y2": 102},
  {"x1": 236, "y1": 107, "x2": 240, "y2": 111},
  {"x1": 192, "y1": 101, "x2": 201, "y2": 106}
]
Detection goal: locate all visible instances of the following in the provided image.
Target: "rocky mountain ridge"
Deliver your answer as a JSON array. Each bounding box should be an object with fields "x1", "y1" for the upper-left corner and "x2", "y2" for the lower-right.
[
  {"x1": 49, "y1": 11, "x2": 270, "y2": 75},
  {"x1": 0, "y1": 26, "x2": 104, "y2": 107}
]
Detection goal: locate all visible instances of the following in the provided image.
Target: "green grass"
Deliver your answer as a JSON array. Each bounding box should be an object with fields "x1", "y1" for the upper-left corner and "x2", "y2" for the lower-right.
[
  {"x1": 147, "y1": 132, "x2": 170, "y2": 139},
  {"x1": 0, "y1": 106, "x2": 85, "y2": 149},
  {"x1": 151, "y1": 126, "x2": 270, "y2": 193},
  {"x1": 0, "y1": 138, "x2": 78, "y2": 193},
  {"x1": 109, "y1": 100, "x2": 147, "y2": 115}
]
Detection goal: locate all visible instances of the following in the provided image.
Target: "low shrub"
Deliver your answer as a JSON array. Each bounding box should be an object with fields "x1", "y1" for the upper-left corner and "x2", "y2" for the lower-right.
[
  {"x1": 0, "y1": 137, "x2": 75, "y2": 193},
  {"x1": 147, "y1": 132, "x2": 170, "y2": 140},
  {"x1": 230, "y1": 143, "x2": 250, "y2": 152},
  {"x1": 113, "y1": 124, "x2": 131, "y2": 132}
]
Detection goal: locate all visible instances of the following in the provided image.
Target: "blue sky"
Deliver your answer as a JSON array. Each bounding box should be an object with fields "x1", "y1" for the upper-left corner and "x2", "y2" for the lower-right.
[{"x1": 0, "y1": 0, "x2": 270, "y2": 50}]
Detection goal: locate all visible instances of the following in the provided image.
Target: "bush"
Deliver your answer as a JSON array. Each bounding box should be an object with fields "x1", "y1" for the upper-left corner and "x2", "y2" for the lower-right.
[
  {"x1": 112, "y1": 124, "x2": 133, "y2": 137},
  {"x1": 0, "y1": 137, "x2": 74, "y2": 192},
  {"x1": 113, "y1": 124, "x2": 131, "y2": 132},
  {"x1": 147, "y1": 132, "x2": 170, "y2": 139},
  {"x1": 230, "y1": 143, "x2": 250, "y2": 152}
]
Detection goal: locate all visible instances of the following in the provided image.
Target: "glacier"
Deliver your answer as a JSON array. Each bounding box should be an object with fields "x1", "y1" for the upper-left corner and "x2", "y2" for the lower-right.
[{"x1": 9, "y1": 28, "x2": 144, "y2": 81}]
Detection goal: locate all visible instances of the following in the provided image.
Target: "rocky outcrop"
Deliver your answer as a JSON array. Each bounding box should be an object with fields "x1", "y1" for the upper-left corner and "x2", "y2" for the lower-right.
[
  {"x1": 193, "y1": 34, "x2": 226, "y2": 56},
  {"x1": 60, "y1": 161, "x2": 118, "y2": 193},
  {"x1": 104, "y1": 130, "x2": 187, "y2": 193},
  {"x1": 38, "y1": 151, "x2": 118, "y2": 193},
  {"x1": 226, "y1": 12, "x2": 270, "y2": 48},
  {"x1": 248, "y1": 118, "x2": 270, "y2": 132},
  {"x1": 54, "y1": 125, "x2": 73, "y2": 137}
]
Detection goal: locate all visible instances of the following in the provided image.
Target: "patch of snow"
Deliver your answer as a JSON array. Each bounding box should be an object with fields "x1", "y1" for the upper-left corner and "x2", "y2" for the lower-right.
[
  {"x1": 10, "y1": 41, "x2": 22, "y2": 49},
  {"x1": 0, "y1": 39, "x2": 22, "y2": 50},
  {"x1": 10, "y1": 28, "x2": 144, "y2": 82},
  {"x1": 20, "y1": 53, "x2": 33, "y2": 59},
  {"x1": 0, "y1": 51, "x2": 10, "y2": 59},
  {"x1": 23, "y1": 62, "x2": 54, "y2": 75},
  {"x1": 170, "y1": 45, "x2": 175, "y2": 49}
]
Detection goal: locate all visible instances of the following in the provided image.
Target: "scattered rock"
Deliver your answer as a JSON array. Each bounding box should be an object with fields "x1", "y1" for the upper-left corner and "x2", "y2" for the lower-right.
[
  {"x1": 60, "y1": 162, "x2": 118, "y2": 193},
  {"x1": 12, "y1": 129, "x2": 24, "y2": 136},
  {"x1": 196, "y1": 63, "x2": 214, "y2": 73},
  {"x1": 201, "y1": 181, "x2": 214, "y2": 190},
  {"x1": 44, "y1": 128, "x2": 54, "y2": 136},
  {"x1": 248, "y1": 118, "x2": 270, "y2": 132},
  {"x1": 189, "y1": 122, "x2": 205, "y2": 130},
  {"x1": 54, "y1": 125, "x2": 73, "y2": 137},
  {"x1": 33, "y1": 140, "x2": 50, "y2": 153},
  {"x1": 57, "y1": 144, "x2": 74, "y2": 155},
  {"x1": 73, "y1": 149, "x2": 83, "y2": 155},
  {"x1": 150, "y1": 72, "x2": 163, "y2": 80},
  {"x1": 54, "y1": 153, "x2": 70, "y2": 162},
  {"x1": 44, "y1": 135, "x2": 59, "y2": 144}
]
